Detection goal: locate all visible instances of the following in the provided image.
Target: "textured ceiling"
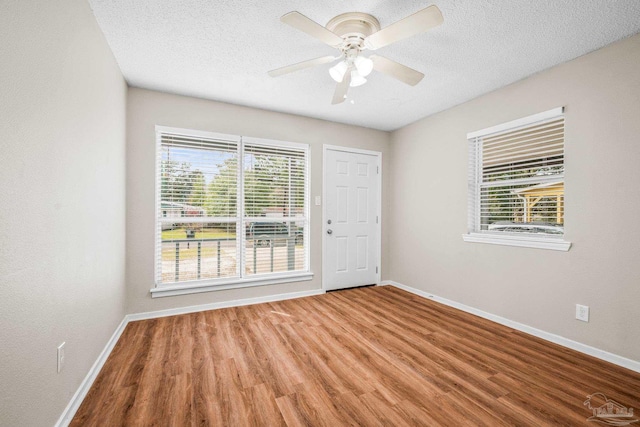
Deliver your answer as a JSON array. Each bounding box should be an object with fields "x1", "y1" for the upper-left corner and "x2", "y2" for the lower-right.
[{"x1": 88, "y1": 0, "x2": 640, "y2": 131}]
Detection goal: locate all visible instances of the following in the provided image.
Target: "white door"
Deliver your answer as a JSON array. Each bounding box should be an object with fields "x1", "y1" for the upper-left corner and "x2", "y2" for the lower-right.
[{"x1": 323, "y1": 146, "x2": 380, "y2": 291}]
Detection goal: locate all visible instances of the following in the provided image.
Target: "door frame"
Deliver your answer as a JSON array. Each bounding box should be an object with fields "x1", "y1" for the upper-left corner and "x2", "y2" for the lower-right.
[{"x1": 322, "y1": 144, "x2": 382, "y2": 291}]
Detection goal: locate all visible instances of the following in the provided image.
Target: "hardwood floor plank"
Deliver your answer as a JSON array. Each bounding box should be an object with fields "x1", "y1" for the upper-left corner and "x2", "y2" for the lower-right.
[
  {"x1": 212, "y1": 358, "x2": 253, "y2": 426},
  {"x1": 126, "y1": 318, "x2": 185, "y2": 426},
  {"x1": 394, "y1": 398, "x2": 450, "y2": 427},
  {"x1": 274, "y1": 394, "x2": 311, "y2": 427},
  {"x1": 239, "y1": 318, "x2": 301, "y2": 398},
  {"x1": 434, "y1": 392, "x2": 506, "y2": 427},
  {"x1": 334, "y1": 391, "x2": 387, "y2": 427},
  {"x1": 72, "y1": 286, "x2": 640, "y2": 426},
  {"x1": 276, "y1": 322, "x2": 351, "y2": 397},
  {"x1": 70, "y1": 385, "x2": 138, "y2": 427},
  {"x1": 358, "y1": 391, "x2": 415, "y2": 427},
  {"x1": 443, "y1": 387, "x2": 519, "y2": 427},
  {"x1": 227, "y1": 319, "x2": 266, "y2": 390},
  {"x1": 245, "y1": 382, "x2": 287, "y2": 426},
  {"x1": 289, "y1": 322, "x2": 378, "y2": 397},
  {"x1": 256, "y1": 318, "x2": 309, "y2": 386},
  {"x1": 192, "y1": 343, "x2": 223, "y2": 426}
]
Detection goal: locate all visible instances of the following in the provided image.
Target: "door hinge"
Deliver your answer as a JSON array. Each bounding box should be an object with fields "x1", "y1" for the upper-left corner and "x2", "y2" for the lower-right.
[
  {"x1": 377, "y1": 166, "x2": 379, "y2": 174},
  {"x1": 376, "y1": 266, "x2": 379, "y2": 274},
  {"x1": 376, "y1": 216, "x2": 378, "y2": 224}
]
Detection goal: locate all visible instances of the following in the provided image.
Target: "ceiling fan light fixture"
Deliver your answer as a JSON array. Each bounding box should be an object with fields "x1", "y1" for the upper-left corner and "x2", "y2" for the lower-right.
[
  {"x1": 329, "y1": 61, "x2": 348, "y2": 82},
  {"x1": 354, "y1": 56, "x2": 373, "y2": 77},
  {"x1": 349, "y1": 70, "x2": 367, "y2": 87},
  {"x1": 273, "y1": 6, "x2": 444, "y2": 104}
]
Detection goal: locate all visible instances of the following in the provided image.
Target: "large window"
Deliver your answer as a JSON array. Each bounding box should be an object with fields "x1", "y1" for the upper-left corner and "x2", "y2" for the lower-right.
[
  {"x1": 154, "y1": 127, "x2": 310, "y2": 296},
  {"x1": 463, "y1": 107, "x2": 571, "y2": 251}
]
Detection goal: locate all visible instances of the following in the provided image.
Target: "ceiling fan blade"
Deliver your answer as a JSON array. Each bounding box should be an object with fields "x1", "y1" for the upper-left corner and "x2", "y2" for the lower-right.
[
  {"x1": 370, "y1": 55, "x2": 425, "y2": 86},
  {"x1": 332, "y1": 66, "x2": 352, "y2": 104},
  {"x1": 281, "y1": 12, "x2": 344, "y2": 48},
  {"x1": 364, "y1": 5, "x2": 443, "y2": 51},
  {"x1": 268, "y1": 55, "x2": 338, "y2": 77}
]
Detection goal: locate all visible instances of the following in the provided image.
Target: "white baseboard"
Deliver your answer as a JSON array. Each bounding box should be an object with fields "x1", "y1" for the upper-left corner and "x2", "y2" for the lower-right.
[
  {"x1": 55, "y1": 287, "x2": 325, "y2": 426},
  {"x1": 379, "y1": 280, "x2": 640, "y2": 373},
  {"x1": 55, "y1": 316, "x2": 129, "y2": 427}
]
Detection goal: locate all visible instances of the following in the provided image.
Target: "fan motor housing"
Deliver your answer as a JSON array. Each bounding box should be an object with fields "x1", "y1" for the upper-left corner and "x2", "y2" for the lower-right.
[{"x1": 326, "y1": 12, "x2": 381, "y2": 50}]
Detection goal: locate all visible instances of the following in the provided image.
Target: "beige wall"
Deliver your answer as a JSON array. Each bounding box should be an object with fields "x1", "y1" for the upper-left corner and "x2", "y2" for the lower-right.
[
  {"x1": 388, "y1": 34, "x2": 640, "y2": 361},
  {"x1": 0, "y1": 0, "x2": 127, "y2": 425},
  {"x1": 126, "y1": 88, "x2": 390, "y2": 314}
]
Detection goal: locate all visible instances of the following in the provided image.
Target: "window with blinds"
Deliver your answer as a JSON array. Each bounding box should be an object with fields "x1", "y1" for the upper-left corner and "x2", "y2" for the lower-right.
[
  {"x1": 466, "y1": 107, "x2": 566, "y2": 244},
  {"x1": 155, "y1": 128, "x2": 309, "y2": 289},
  {"x1": 243, "y1": 140, "x2": 308, "y2": 277}
]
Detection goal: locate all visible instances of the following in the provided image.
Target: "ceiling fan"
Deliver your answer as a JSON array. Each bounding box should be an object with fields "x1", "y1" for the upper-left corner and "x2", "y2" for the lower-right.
[{"x1": 268, "y1": 5, "x2": 443, "y2": 104}]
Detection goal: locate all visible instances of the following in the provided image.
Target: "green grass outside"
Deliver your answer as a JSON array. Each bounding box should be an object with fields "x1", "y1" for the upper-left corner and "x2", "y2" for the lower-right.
[
  {"x1": 161, "y1": 228, "x2": 235, "y2": 261},
  {"x1": 161, "y1": 245, "x2": 226, "y2": 261},
  {"x1": 160, "y1": 228, "x2": 303, "y2": 261},
  {"x1": 162, "y1": 228, "x2": 236, "y2": 240}
]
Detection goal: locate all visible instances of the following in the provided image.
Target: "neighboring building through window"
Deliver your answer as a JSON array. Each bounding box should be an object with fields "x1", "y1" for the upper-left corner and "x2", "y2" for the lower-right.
[
  {"x1": 464, "y1": 107, "x2": 571, "y2": 251},
  {"x1": 154, "y1": 127, "x2": 310, "y2": 295}
]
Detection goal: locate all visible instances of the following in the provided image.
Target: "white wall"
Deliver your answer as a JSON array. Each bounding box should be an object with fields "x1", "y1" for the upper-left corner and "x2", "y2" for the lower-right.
[
  {"x1": 388, "y1": 34, "x2": 640, "y2": 361},
  {"x1": 0, "y1": 1, "x2": 127, "y2": 425},
  {"x1": 126, "y1": 88, "x2": 390, "y2": 314}
]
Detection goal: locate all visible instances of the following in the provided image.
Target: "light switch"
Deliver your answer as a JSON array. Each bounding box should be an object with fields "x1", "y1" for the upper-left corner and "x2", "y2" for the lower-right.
[{"x1": 315, "y1": 196, "x2": 321, "y2": 206}]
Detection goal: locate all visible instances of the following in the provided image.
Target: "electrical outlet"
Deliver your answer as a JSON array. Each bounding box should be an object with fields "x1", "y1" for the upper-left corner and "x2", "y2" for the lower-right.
[
  {"x1": 57, "y1": 342, "x2": 65, "y2": 373},
  {"x1": 576, "y1": 304, "x2": 589, "y2": 322}
]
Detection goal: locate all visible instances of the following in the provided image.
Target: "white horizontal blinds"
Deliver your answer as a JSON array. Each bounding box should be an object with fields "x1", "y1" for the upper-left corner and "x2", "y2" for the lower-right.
[
  {"x1": 470, "y1": 109, "x2": 565, "y2": 235},
  {"x1": 158, "y1": 132, "x2": 240, "y2": 284},
  {"x1": 482, "y1": 118, "x2": 564, "y2": 183},
  {"x1": 242, "y1": 141, "x2": 308, "y2": 276}
]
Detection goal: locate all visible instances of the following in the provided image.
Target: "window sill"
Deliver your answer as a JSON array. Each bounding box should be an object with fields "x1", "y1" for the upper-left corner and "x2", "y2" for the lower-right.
[
  {"x1": 462, "y1": 233, "x2": 571, "y2": 251},
  {"x1": 150, "y1": 272, "x2": 314, "y2": 298}
]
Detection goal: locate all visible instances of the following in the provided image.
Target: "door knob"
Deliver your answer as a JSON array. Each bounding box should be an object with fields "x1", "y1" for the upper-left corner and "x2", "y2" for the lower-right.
[
  {"x1": 327, "y1": 229, "x2": 333, "y2": 235},
  {"x1": 327, "y1": 219, "x2": 332, "y2": 224}
]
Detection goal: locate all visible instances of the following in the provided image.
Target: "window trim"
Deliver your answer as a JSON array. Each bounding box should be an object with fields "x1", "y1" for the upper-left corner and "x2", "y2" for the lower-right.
[
  {"x1": 462, "y1": 232, "x2": 571, "y2": 251},
  {"x1": 153, "y1": 126, "x2": 312, "y2": 297},
  {"x1": 150, "y1": 272, "x2": 314, "y2": 298},
  {"x1": 462, "y1": 108, "x2": 572, "y2": 251}
]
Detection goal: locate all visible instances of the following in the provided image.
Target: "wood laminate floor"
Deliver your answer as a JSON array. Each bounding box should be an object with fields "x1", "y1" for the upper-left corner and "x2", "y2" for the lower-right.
[{"x1": 72, "y1": 286, "x2": 640, "y2": 426}]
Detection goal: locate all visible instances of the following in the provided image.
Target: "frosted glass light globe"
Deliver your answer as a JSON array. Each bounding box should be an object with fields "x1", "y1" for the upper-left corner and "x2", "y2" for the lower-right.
[
  {"x1": 329, "y1": 61, "x2": 348, "y2": 82},
  {"x1": 349, "y1": 70, "x2": 367, "y2": 87},
  {"x1": 354, "y1": 56, "x2": 373, "y2": 77}
]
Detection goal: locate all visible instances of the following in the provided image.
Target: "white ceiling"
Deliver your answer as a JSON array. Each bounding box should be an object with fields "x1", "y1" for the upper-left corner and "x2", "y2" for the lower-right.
[{"x1": 88, "y1": 0, "x2": 640, "y2": 131}]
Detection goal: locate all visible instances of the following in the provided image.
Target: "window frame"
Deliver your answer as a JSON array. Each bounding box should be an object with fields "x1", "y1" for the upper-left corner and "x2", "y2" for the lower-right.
[
  {"x1": 152, "y1": 126, "x2": 312, "y2": 298},
  {"x1": 462, "y1": 108, "x2": 571, "y2": 251}
]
